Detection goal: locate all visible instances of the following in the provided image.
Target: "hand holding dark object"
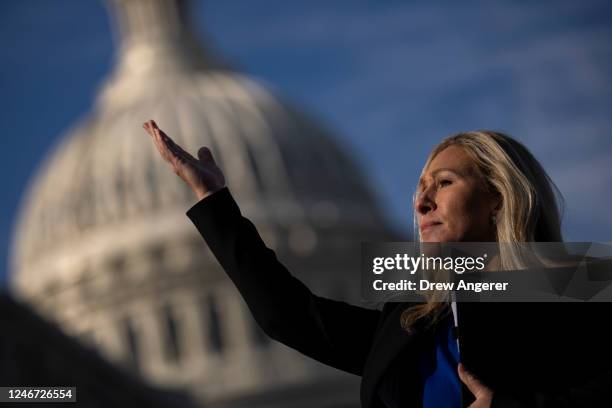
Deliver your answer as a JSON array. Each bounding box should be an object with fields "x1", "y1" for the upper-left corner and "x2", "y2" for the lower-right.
[{"x1": 143, "y1": 119, "x2": 226, "y2": 200}]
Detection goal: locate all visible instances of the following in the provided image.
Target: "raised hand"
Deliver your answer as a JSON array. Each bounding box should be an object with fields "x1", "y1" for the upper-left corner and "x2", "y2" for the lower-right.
[{"x1": 143, "y1": 119, "x2": 226, "y2": 200}]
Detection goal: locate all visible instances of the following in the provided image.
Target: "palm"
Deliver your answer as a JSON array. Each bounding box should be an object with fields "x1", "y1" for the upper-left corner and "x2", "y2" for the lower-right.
[{"x1": 143, "y1": 120, "x2": 225, "y2": 199}]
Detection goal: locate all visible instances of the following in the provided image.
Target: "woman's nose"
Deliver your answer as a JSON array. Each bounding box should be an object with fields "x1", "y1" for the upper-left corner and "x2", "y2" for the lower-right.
[{"x1": 415, "y1": 189, "x2": 436, "y2": 215}]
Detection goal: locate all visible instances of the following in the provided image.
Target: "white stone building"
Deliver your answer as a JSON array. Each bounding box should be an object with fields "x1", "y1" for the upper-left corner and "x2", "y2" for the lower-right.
[{"x1": 10, "y1": 1, "x2": 402, "y2": 406}]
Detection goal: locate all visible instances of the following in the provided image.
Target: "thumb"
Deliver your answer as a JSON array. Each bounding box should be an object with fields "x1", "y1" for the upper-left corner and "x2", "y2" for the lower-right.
[{"x1": 197, "y1": 146, "x2": 216, "y2": 165}]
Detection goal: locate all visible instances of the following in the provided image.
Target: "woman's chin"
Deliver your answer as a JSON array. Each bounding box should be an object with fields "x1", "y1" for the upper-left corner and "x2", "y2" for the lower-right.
[
  {"x1": 420, "y1": 236, "x2": 449, "y2": 243},
  {"x1": 420, "y1": 231, "x2": 450, "y2": 243}
]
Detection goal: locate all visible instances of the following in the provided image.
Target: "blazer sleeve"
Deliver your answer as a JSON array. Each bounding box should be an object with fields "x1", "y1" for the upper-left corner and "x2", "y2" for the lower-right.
[
  {"x1": 491, "y1": 370, "x2": 612, "y2": 407},
  {"x1": 185, "y1": 187, "x2": 382, "y2": 377}
]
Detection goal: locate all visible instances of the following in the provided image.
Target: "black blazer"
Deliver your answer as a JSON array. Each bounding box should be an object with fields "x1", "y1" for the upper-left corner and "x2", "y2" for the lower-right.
[{"x1": 186, "y1": 187, "x2": 612, "y2": 408}]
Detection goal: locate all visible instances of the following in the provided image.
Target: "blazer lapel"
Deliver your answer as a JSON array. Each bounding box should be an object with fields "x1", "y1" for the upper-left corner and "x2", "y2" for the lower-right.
[{"x1": 361, "y1": 302, "x2": 426, "y2": 408}]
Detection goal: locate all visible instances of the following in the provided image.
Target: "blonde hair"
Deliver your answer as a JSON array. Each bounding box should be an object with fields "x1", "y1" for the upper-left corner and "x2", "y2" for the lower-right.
[{"x1": 400, "y1": 130, "x2": 564, "y2": 332}]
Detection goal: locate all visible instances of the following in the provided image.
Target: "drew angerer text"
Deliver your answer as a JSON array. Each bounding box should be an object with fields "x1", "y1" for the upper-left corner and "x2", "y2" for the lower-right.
[{"x1": 373, "y1": 279, "x2": 509, "y2": 293}]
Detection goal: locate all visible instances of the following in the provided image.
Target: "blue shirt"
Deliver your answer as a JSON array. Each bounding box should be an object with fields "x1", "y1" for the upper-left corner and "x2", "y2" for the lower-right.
[
  {"x1": 377, "y1": 315, "x2": 461, "y2": 408},
  {"x1": 420, "y1": 316, "x2": 461, "y2": 407}
]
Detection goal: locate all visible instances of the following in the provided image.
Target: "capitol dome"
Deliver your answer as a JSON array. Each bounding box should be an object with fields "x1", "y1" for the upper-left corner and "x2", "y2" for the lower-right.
[{"x1": 10, "y1": 0, "x2": 401, "y2": 406}]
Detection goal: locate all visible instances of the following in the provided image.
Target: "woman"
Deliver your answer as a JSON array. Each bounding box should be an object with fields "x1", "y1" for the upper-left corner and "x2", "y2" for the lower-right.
[{"x1": 143, "y1": 120, "x2": 612, "y2": 407}]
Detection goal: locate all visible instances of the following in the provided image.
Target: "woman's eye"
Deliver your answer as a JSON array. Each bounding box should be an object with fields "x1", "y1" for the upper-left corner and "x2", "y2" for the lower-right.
[{"x1": 438, "y1": 179, "x2": 452, "y2": 187}]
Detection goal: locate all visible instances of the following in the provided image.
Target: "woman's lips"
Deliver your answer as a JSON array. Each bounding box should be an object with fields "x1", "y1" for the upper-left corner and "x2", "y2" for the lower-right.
[{"x1": 420, "y1": 222, "x2": 442, "y2": 233}]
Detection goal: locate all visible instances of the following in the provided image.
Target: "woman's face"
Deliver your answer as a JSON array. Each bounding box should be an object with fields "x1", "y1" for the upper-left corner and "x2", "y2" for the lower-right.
[{"x1": 415, "y1": 145, "x2": 499, "y2": 243}]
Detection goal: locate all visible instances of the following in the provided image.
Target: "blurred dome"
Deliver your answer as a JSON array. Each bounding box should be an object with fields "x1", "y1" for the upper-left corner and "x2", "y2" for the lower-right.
[
  {"x1": 10, "y1": 0, "x2": 400, "y2": 405},
  {"x1": 12, "y1": 70, "x2": 386, "y2": 288}
]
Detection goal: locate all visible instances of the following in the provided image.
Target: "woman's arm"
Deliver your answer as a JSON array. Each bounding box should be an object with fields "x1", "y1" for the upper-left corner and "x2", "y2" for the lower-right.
[
  {"x1": 144, "y1": 120, "x2": 382, "y2": 376},
  {"x1": 186, "y1": 187, "x2": 381, "y2": 376}
]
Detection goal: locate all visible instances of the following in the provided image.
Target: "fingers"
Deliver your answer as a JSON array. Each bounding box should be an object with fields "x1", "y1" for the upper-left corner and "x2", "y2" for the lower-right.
[
  {"x1": 458, "y1": 363, "x2": 492, "y2": 399},
  {"x1": 458, "y1": 363, "x2": 476, "y2": 389},
  {"x1": 153, "y1": 123, "x2": 196, "y2": 162},
  {"x1": 197, "y1": 146, "x2": 216, "y2": 165},
  {"x1": 143, "y1": 120, "x2": 172, "y2": 163},
  {"x1": 143, "y1": 120, "x2": 199, "y2": 167},
  {"x1": 153, "y1": 122, "x2": 201, "y2": 167}
]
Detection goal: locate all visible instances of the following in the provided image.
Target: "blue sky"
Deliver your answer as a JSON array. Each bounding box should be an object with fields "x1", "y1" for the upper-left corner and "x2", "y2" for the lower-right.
[{"x1": 1, "y1": 0, "x2": 611, "y2": 284}]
